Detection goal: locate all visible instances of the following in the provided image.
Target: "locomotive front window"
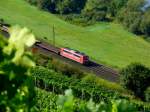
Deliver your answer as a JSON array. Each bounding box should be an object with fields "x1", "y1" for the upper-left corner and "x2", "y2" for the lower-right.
[
  {"x1": 73, "y1": 54, "x2": 80, "y2": 58},
  {"x1": 63, "y1": 50, "x2": 72, "y2": 54}
]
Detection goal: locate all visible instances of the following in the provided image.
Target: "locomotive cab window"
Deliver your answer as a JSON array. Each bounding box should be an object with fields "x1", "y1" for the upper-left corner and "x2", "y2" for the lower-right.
[
  {"x1": 63, "y1": 49, "x2": 72, "y2": 54},
  {"x1": 73, "y1": 54, "x2": 80, "y2": 58}
]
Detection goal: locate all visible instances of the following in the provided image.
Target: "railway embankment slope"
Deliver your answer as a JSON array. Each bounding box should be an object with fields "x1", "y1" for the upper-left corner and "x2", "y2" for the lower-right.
[{"x1": 0, "y1": 0, "x2": 150, "y2": 69}]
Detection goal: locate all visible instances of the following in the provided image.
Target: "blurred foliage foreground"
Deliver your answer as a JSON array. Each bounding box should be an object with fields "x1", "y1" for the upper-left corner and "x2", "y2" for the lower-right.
[
  {"x1": 0, "y1": 26, "x2": 36, "y2": 112},
  {"x1": 0, "y1": 26, "x2": 141, "y2": 112}
]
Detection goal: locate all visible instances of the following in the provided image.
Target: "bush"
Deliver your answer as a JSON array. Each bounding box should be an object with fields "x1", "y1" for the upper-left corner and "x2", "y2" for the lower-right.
[
  {"x1": 33, "y1": 53, "x2": 85, "y2": 79},
  {"x1": 82, "y1": 74, "x2": 127, "y2": 94},
  {"x1": 120, "y1": 63, "x2": 150, "y2": 100},
  {"x1": 59, "y1": 14, "x2": 93, "y2": 26},
  {"x1": 25, "y1": 0, "x2": 37, "y2": 5},
  {"x1": 145, "y1": 87, "x2": 150, "y2": 102},
  {"x1": 50, "y1": 58, "x2": 85, "y2": 79}
]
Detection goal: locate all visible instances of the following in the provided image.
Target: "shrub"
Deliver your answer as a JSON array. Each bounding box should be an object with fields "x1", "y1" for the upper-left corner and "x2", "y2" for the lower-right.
[
  {"x1": 145, "y1": 87, "x2": 150, "y2": 102},
  {"x1": 59, "y1": 14, "x2": 93, "y2": 26},
  {"x1": 25, "y1": 0, "x2": 37, "y2": 5},
  {"x1": 50, "y1": 58, "x2": 85, "y2": 78},
  {"x1": 120, "y1": 63, "x2": 150, "y2": 100},
  {"x1": 82, "y1": 74, "x2": 127, "y2": 94}
]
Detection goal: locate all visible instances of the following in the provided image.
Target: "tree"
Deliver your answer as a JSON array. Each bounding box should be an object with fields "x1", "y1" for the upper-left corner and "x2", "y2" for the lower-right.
[
  {"x1": 56, "y1": 0, "x2": 86, "y2": 14},
  {"x1": 0, "y1": 26, "x2": 36, "y2": 111},
  {"x1": 117, "y1": 0, "x2": 150, "y2": 37},
  {"x1": 109, "y1": 0, "x2": 128, "y2": 17},
  {"x1": 118, "y1": 0, "x2": 145, "y2": 34},
  {"x1": 82, "y1": 0, "x2": 111, "y2": 21},
  {"x1": 120, "y1": 63, "x2": 150, "y2": 99},
  {"x1": 26, "y1": 0, "x2": 86, "y2": 14},
  {"x1": 140, "y1": 9, "x2": 150, "y2": 36},
  {"x1": 39, "y1": 0, "x2": 58, "y2": 13}
]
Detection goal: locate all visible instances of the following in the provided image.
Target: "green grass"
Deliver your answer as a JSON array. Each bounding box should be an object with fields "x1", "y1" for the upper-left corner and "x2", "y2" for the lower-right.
[{"x1": 0, "y1": 0, "x2": 150, "y2": 69}]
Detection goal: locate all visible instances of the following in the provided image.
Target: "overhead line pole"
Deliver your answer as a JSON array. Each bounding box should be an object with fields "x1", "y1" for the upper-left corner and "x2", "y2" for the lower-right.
[{"x1": 52, "y1": 25, "x2": 55, "y2": 46}]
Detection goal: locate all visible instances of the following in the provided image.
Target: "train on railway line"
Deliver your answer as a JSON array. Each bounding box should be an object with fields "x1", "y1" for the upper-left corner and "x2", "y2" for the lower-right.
[
  {"x1": 60, "y1": 47, "x2": 89, "y2": 64},
  {"x1": 0, "y1": 24, "x2": 89, "y2": 65},
  {"x1": 35, "y1": 41, "x2": 89, "y2": 64}
]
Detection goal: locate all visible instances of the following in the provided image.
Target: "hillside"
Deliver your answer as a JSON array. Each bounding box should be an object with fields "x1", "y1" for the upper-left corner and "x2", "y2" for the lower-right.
[{"x1": 0, "y1": 0, "x2": 150, "y2": 69}]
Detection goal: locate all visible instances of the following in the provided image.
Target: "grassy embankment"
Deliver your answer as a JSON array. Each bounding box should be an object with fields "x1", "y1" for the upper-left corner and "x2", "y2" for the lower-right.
[{"x1": 0, "y1": 0, "x2": 150, "y2": 69}]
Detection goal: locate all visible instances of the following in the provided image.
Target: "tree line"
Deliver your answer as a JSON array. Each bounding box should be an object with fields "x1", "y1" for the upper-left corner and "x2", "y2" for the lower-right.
[{"x1": 26, "y1": 0, "x2": 150, "y2": 38}]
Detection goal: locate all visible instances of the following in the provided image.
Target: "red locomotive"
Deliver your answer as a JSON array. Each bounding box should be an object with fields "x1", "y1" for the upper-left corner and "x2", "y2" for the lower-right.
[
  {"x1": 60, "y1": 48, "x2": 89, "y2": 64},
  {"x1": 34, "y1": 41, "x2": 90, "y2": 64}
]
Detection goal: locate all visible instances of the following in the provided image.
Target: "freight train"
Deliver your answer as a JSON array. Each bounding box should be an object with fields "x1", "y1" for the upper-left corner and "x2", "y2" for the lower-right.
[{"x1": 35, "y1": 41, "x2": 89, "y2": 64}]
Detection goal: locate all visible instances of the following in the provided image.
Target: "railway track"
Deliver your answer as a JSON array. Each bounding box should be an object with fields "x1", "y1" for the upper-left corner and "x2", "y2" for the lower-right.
[
  {"x1": 34, "y1": 41, "x2": 119, "y2": 82},
  {"x1": 34, "y1": 45, "x2": 119, "y2": 82},
  {"x1": 0, "y1": 27, "x2": 119, "y2": 83}
]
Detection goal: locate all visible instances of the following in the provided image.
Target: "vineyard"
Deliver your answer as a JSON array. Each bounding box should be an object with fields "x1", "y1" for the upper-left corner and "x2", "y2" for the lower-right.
[
  {"x1": 31, "y1": 66, "x2": 150, "y2": 111},
  {"x1": 34, "y1": 87, "x2": 150, "y2": 112},
  {"x1": 31, "y1": 66, "x2": 127, "y2": 99},
  {"x1": 34, "y1": 88, "x2": 138, "y2": 112},
  {"x1": 33, "y1": 88, "x2": 59, "y2": 111}
]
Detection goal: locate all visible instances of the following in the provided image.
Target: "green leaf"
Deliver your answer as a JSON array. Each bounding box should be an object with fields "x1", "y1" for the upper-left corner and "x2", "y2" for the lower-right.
[{"x1": 3, "y1": 25, "x2": 36, "y2": 67}]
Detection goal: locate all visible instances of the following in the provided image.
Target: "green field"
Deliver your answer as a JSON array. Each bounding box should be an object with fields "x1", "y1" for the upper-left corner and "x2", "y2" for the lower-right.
[{"x1": 0, "y1": 0, "x2": 150, "y2": 69}]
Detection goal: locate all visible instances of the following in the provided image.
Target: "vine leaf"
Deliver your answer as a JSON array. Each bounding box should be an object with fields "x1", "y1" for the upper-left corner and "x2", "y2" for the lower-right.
[{"x1": 3, "y1": 25, "x2": 36, "y2": 67}]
